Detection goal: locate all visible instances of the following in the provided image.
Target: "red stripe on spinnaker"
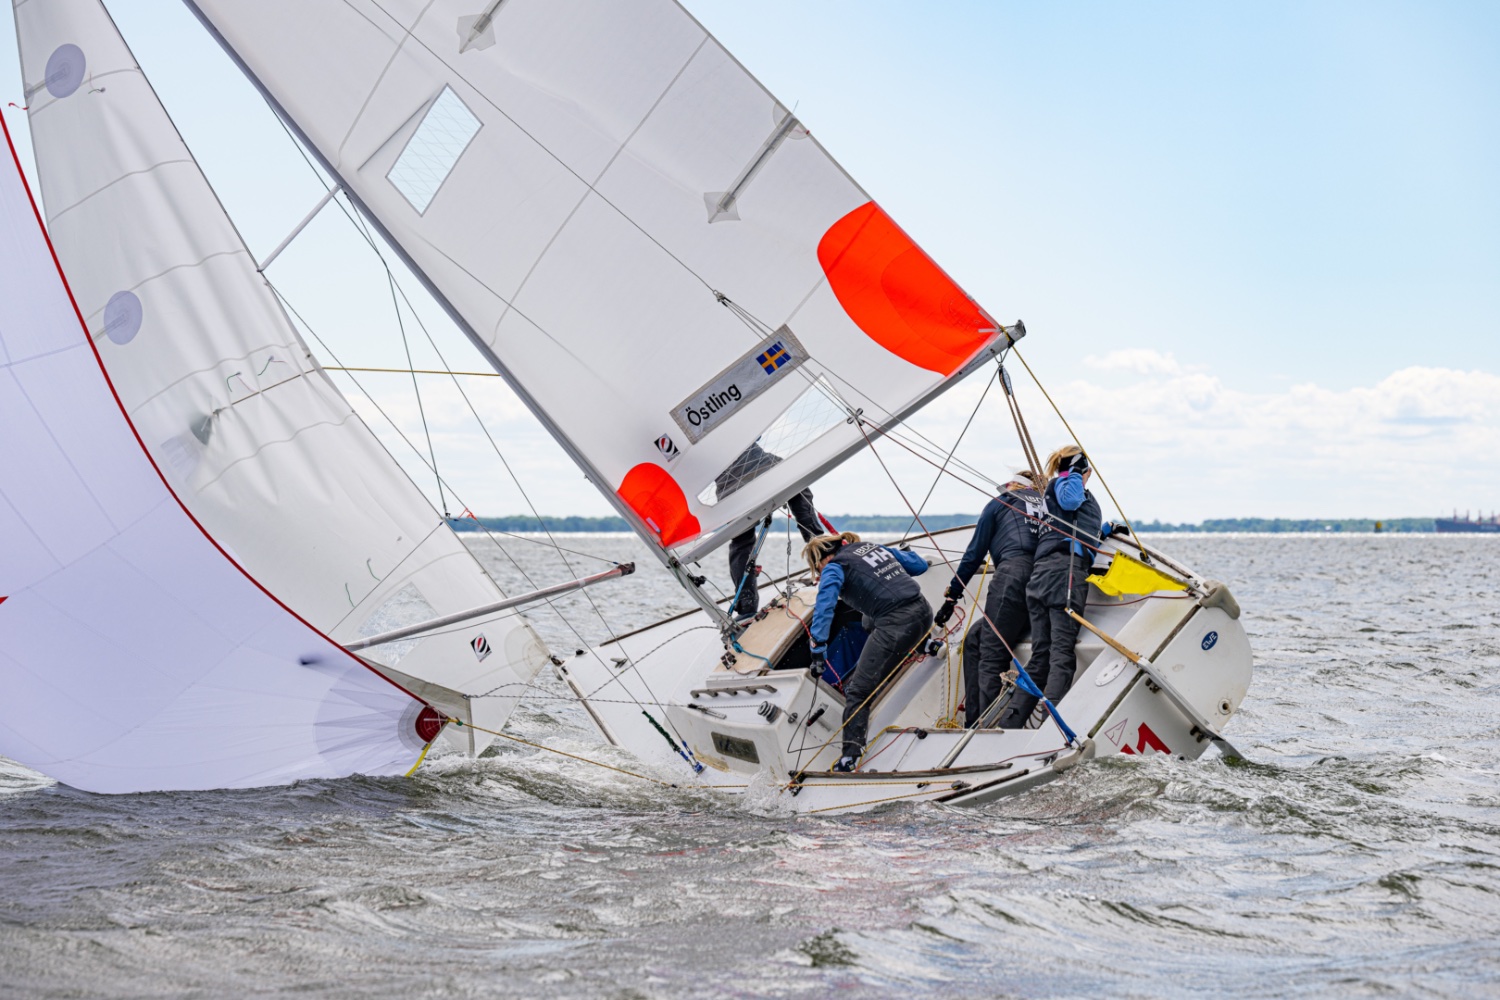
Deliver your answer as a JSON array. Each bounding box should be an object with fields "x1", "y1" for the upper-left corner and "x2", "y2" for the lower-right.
[
  {"x1": 617, "y1": 463, "x2": 700, "y2": 548},
  {"x1": 817, "y1": 201, "x2": 993, "y2": 376}
]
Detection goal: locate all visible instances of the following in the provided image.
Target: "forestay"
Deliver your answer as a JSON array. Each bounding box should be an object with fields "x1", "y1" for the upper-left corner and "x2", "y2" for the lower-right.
[
  {"x1": 184, "y1": 0, "x2": 1011, "y2": 564},
  {"x1": 0, "y1": 113, "x2": 435, "y2": 793},
  {"x1": 14, "y1": 0, "x2": 550, "y2": 747}
]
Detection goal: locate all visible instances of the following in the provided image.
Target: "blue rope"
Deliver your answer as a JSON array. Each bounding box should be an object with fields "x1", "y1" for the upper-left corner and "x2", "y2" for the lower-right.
[
  {"x1": 728, "y1": 516, "x2": 773, "y2": 615},
  {"x1": 1012, "y1": 660, "x2": 1078, "y2": 744},
  {"x1": 728, "y1": 518, "x2": 777, "y2": 670}
]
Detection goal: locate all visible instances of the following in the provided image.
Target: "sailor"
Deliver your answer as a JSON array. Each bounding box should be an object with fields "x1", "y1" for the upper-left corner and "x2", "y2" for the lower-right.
[
  {"x1": 932, "y1": 471, "x2": 1043, "y2": 727},
  {"x1": 999, "y1": 445, "x2": 1116, "y2": 729},
  {"x1": 718, "y1": 440, "x2": 822, "y2": 621},
  {"x1": 803, "y1": 532, "x2": 932, "y2": 771}
]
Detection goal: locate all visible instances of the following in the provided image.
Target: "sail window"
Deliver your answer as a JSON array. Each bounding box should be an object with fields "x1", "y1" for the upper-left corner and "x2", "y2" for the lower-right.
[
  {"x1": 698, "y1": 375, "x2": 848, "y2": 506},
  {"x1": 387, "y1": 88, "x2": 482, "y2": 214}
]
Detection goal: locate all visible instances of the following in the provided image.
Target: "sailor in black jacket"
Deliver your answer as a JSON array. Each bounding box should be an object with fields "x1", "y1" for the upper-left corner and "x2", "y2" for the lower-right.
[
  {"x1": 717, "y1": 440, "x2": 822, "y2": 620},
  {"x1": 999, "y1": 446, "x2": 1108, "y2": 729},
  {"x1": 932, "y1": 472, "x2": 1042, "y2": 726},
  {"x1": 804, "y1": 532, "x2": 932, "y2": 771}
]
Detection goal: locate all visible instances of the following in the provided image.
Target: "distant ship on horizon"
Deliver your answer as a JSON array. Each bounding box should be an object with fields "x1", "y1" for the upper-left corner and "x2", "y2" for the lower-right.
[{"x1": 1435, "y1": 511, "x2": 1500, "y2": 533}]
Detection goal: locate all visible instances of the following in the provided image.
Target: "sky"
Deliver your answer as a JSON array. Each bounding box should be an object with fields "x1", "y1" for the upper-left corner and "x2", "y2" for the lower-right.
[{"x1": 4, "y1": 1, "x2": 1498, "y2": 523}]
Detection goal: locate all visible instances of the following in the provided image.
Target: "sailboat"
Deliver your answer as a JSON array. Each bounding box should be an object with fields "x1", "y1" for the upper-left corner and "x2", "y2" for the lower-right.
[
  {"x1": 176, "y1": 0, "x2": 1255, "y2": 812},
  {"x1": 1, "y1": 0, "x2": 1253, "y2": 811}
]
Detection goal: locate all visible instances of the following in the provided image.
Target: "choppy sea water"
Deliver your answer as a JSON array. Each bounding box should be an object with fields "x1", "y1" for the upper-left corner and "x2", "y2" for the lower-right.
[{"x1": 3, "y1": 534, "x2": 1499, "y2": 998}]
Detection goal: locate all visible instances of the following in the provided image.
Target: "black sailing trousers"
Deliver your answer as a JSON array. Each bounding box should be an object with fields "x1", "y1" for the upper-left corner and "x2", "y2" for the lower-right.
[
  {"x1": 727, "y1": 488, "x2": 820, "y2": 615},
  {"x1": 960, "y1": 555, "x2": 1033, "y2": 727},
  {"x1": 999, "y1": 550, "x2": 1090, "y2": 729},
  {"x1": 841, "y1": 596, "x2": 933, "y2": 760}
]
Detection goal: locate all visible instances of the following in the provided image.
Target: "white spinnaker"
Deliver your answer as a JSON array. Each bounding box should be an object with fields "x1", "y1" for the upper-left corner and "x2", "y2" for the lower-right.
[
  {"x1": 0, "y1": 114, "x2": 435, "y2": 794},
  {"x1": 184, "y1": 0, "x2": 1008, "y2": 561},
  {"x1": 14, "y1": 0, "x2": 550, "y2": 746}
]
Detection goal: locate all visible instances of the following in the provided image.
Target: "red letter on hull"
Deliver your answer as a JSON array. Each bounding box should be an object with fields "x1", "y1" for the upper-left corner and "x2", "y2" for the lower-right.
[{"x1": 1119, "y1": 722, "x2": 1172, "y2": 756}]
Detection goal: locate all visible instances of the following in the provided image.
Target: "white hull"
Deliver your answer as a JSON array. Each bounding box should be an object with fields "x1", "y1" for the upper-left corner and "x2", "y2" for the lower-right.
[{"x1": 557, "y1": 527, "x2": 1252, "y2": 815}]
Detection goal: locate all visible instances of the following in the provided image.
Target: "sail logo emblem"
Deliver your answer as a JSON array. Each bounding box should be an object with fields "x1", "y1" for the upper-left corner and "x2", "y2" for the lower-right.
[
  {"x1": 1201, "y1": 631, "x2": 1218, "y2": 651},
  {"x1": 471, "y1": 634, "x2": 492, "y2": 662},
  {"x1": 654, "y1": 434, "x2": 681, "y2": 464},
  {"x1": 671, "y1": 326, "x2": 808, "y2": 444},
  {"x1": 757, "y1": 342, "x2": 790, "y2": 374}
]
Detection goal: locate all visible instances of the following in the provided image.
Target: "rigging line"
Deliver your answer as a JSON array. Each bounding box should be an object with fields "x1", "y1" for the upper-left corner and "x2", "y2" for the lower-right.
[
  {"x1": 447, "y1": 522, "x2": 617, "y2": 567},
  {"x1": 269, "y1": 289, "x2": 527, "y2": 579},
  {"x1": 359, "y1": 228, "x2": 692, "y2": 746},
  {"x1": 852, "y1": 416, "x2": 1080, "y2": 746},
  {"x1": 854, "y1": 419, "x2": 1023, "y2": 679},
  {"x1": 1010, "y1": 346, "x2": 1144, "y2": 553},
  {"x1": 1004, "y1": 381, "x2": 1043, "y2": 482},
  {"x1": 577, "y1": 625, "x2": 720, "y2": 702},
  {"x1": 718, "y1": 293, "x2": 1013, "y2": 488},
  {"x1": 439, "y1": 717, "x2": 715, "y2": 789},
  {"x1": 1001, "y1": 364, "x2": 1045, "y2": 480},
  {"x1": 309, "y1": 168, "x2": 624, "y2": 593},
  {"x1": 263, "y1": 118, "x2": 679, "y2": 740},
  {"x1": 325, "y1": 365, "x2": 499, "y2": 377},
  {"x1": 879, "y1": 421, "x2": 1002, "y2": 492},
  {"x1": 901, "y1": 365, "x2": 999, "y2": 538},
  {"x1": 266, "y1": 283, "x2": 589, "y2": 619},
  {"x1": 258, "y1": 100, "x2": 649, "y2": 677},
  {"x1": 323, "y1": 181, "x2": 625, "y2": 589},
  {"x1": 387, "y1": 268, "x2": 446, "y2": 514},
  {"x1": 318, "y1": 189, "x2": 695, "y2": 751},
  {"x1": 872, "y1": 424, "x2": 1112, "y2": 557}
]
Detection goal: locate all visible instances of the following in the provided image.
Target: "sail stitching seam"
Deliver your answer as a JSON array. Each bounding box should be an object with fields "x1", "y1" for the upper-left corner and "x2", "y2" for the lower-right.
[{"x1": 42, "y1": 159, "x2": 198, "y2": 225}]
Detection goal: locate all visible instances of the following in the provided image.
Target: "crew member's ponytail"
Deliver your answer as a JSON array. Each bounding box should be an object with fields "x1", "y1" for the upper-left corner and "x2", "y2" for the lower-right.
[
  {"x1": 1044, "y1": 445, "x2": 1087, "y2": 480},
  {"x1": 802, "y1": 531, "x2": 861, "y2": 574}
]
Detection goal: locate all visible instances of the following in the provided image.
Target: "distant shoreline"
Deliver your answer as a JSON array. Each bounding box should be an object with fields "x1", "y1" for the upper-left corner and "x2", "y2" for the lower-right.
[{"x1": 449, "y1": 515, "x2": 1443, "y2": 534}]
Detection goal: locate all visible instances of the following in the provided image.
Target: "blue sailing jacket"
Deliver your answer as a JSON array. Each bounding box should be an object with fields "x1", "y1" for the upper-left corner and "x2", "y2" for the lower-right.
[{"x1": 809, "y1": 543, "x2": 927, "y2": 652}]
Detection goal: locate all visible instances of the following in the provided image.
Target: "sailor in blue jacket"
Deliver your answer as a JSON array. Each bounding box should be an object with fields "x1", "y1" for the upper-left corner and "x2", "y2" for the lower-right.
[
  {"x1": 803, "y1": 532, "x2": 932, "y2": 771},
  {"x1": 932, "y1": 472, "x2": 1042, "y2": 727},
  {"x1": 999, "y1": 446, "x2": 1118, "y2": 728}
]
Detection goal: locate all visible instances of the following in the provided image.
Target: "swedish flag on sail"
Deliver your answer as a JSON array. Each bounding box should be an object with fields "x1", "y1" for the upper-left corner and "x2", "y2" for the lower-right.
[
  {"x1": 757, "y1": 342, "x2": 790, "y2": 374},
  {"x1": 1089, "y1": 551, "x2": 1190, "y2": 597}
]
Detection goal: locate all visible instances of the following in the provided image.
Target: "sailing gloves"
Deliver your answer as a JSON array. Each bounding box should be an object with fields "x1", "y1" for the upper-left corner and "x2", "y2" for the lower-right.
[
  {"x1": 933, "y1": 581, "x2": 963, "y2": 627},
  {"x1": 808, "y1": 650, "x2": 826, "y2": 679},
  {"x1": 933, "y1": 597, "x2": 957, "y2": 628},
  {"x1": 1100, "y1": 520, "x2": 1129, "y2": 540}
]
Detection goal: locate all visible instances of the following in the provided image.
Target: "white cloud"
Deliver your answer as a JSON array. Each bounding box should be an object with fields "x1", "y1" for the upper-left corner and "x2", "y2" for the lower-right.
[
  {"x1": 1082, "y1": 348, "x2": 1188, "y2": 376},
  {"x1": 338, "y1": 362, "x2": 1500, "y2": 523},
  {"x1": 816, "y1": 364, "x2": 1500, "y2": 522}
]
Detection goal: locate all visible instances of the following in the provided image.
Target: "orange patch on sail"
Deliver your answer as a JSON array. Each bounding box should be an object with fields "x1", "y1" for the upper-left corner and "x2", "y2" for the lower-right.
[
  {"x1": 817, "y1": 201, "x2": 993, "y2": 376},
  {"x1": 617, "y1": 464, "x2": 701, "y2": 547}
]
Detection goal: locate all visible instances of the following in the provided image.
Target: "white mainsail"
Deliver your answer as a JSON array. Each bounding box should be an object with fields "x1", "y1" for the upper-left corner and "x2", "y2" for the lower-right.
[
  {"x1": 183, "y1": 0, "x2": 1012, "y2": 572},
  {"x1": 0, "y1": 113, "x2": 437, "y2": 793},
  {"x1": 13, "y1": 0, "x2": 551, "y2": 748}
]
